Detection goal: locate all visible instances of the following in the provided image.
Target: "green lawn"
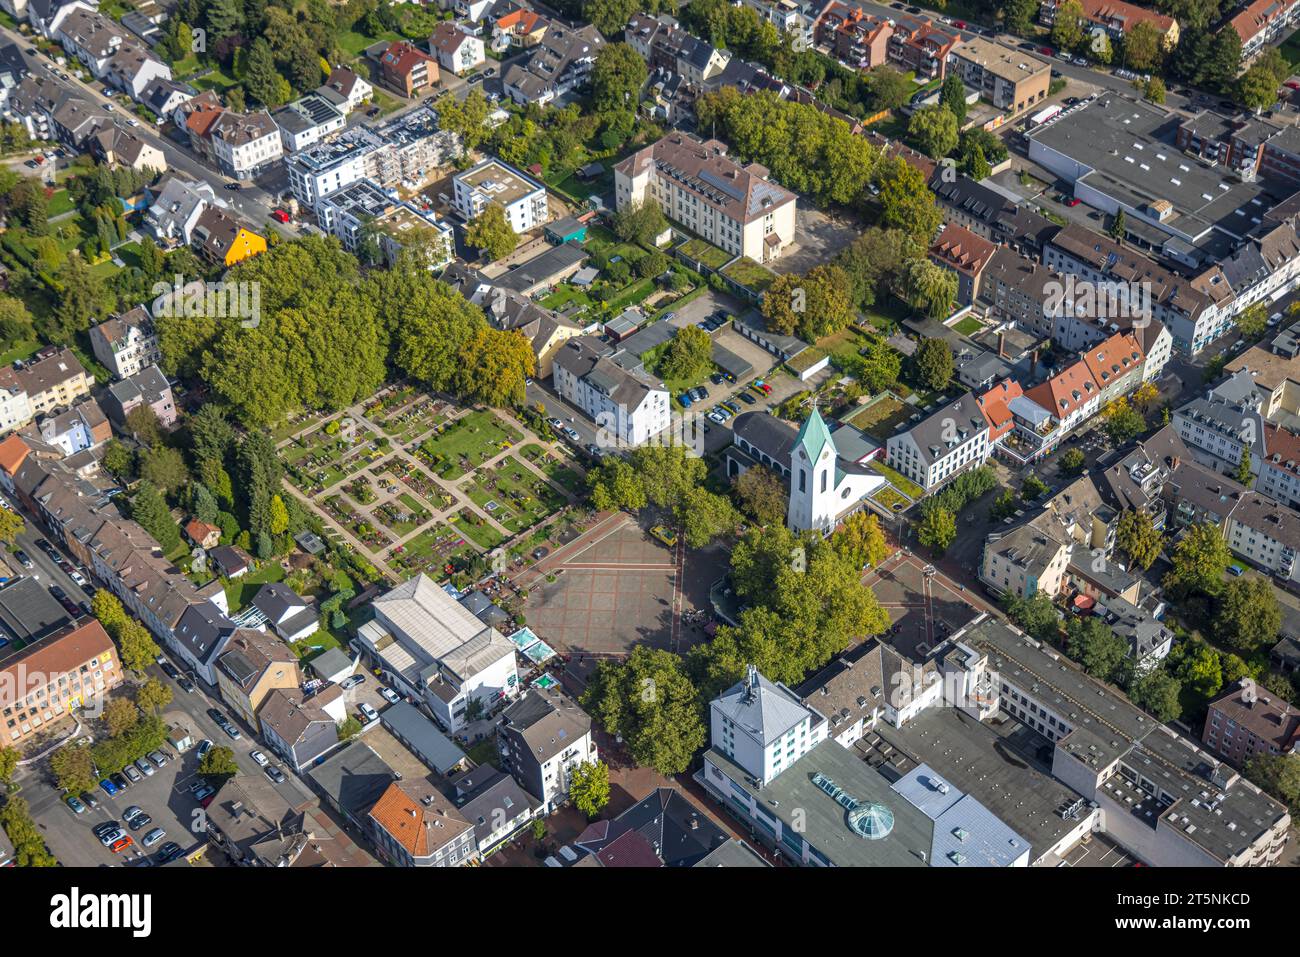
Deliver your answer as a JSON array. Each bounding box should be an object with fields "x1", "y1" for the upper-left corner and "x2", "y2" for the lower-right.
[
  {"x1": 223, "y1": 562, "x2": 286, "y2": 613},
  {"x1": 465, "y1": 737, "x2": 499, "y2": 769},
  {"x1": 465, "y1": 458, "x2": 567, "y2": 534},
  {"x1": 417, "y1": 410, "x2": 523, "y2": 480},
  {"x1": 721, "y1": 257, "x2": 777, "y2": 294},
  {"x1": 47, "y1": 189, "x2": 75, "y2": 217},
  {"x1": 454, "y1": 511, "x2": 505, "y2": 550},
  {"x1": 953, "y1": 315, "x2": 983, "y2": 337},
  {"x1": 677, "y1": 237, "x2": 731, "y2": 271},
  {"x1": 338, "y1": 28, "x2": 403, "y2": 58},
  {"x1": 0, "y1": 339, "x2": 40, "y2": 366},
  {"x1": 389, "y1": 523, "x2": 478, "y2": 580},
  {"x1": 868, "y1": 459, "x2": 925, "y2": 500}
]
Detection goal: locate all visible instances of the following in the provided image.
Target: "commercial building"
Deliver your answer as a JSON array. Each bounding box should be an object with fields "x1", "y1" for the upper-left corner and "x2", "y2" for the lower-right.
[
  {"x1": 497, "y1": 685, "x2": 597, "y2": 812},
  {"x1": 1, "y1": 619, "x2": 122, "y2": 745}
]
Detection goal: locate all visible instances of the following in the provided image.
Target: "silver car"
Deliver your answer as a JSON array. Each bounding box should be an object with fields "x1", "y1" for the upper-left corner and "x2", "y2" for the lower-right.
[
  {"x1": 134, "y1": 757, "x2": 156, "y2": 777},
  {"x1": 142, "y1": 827, "x2": 166, "y2": 848}
]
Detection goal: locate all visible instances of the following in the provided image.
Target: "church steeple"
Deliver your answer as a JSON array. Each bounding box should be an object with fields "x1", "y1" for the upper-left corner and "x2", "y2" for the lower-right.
[{"x1": 794, "y1": 405, "x2": 835, "y2": 465}]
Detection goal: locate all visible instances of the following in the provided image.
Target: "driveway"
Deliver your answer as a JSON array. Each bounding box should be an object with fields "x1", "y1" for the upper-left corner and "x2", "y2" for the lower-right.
[{"x1": 771, "y1": 207, "x2": 861, "y2": 275}]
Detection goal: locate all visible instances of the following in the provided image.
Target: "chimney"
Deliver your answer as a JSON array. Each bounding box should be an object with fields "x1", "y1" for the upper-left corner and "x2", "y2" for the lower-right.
[
  {"x1": 998, "y1": 331, "x2": 1007, "y2": 358},
  {"x1": 1030, "y1": 348, "x2": 1039, "y2": 376}
]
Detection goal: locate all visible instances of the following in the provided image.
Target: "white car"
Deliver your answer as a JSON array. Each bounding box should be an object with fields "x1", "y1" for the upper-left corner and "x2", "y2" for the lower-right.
[
  {"x1": 250, "y1": 750, "x2": 269, "y2": 767},
  {"x1": 69, "y1": 570, "x2": 86, "y2": 586},
  {"x1": 359, "y1": 702, "x2": 379, "y2": 723},
  {"x1": 380, "y1": 687, "x2": 401, "y2": 705}
]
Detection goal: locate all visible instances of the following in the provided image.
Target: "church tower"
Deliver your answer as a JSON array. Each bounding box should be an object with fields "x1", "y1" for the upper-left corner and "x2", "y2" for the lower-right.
[{"x1": 787, "y1": 407, "x2": 838, "y2": 534}]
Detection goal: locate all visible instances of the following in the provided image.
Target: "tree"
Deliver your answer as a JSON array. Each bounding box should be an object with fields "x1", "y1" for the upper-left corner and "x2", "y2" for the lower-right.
[
  {"x1": 964, "y1": 143, "x2": 991, "y2": 181},
  {"x1": 876, "y1": 156, "x2": 943, "y2": 244},
  {"x1": 584, "y1": 0, "x2": 639, "y2": 35},
  {"x1": 1004, "y1": 0, "x2": 1038, "y2": 34},
  {"x1": 612, "y1": 198, "x2": 668, "y2": 246},
  {"x1": 0, "y1": 796, "x2": 57, "y2": 866},
  {"x1": 45, "y1": 254, "x2": 111, "y2": 344},
  {"x1": 1101, "y1": 397, "x2": 1145, "y2": 445},
  {"x1": 1116, "y1": 508, "x2": 1163, "y2": 570},
  {"x1": 1245, "y1": 753, "x2": 1300, "y2": 814},
  {"x1": 103, "y1": 697, "x2": 140, "y2": 738},
  {"x1": 131, "y1": 480, "x2": 181, "y2": 554},
  {"x1": 733, "y1": 465, "x2": 787, "y2": 526},
  {"x1": 898, "y1": 258, "x2": 957, "y2": 320},
  {"x1": 337, "y1": 716, "x2": 362, "y2": 741},
  {"x1": 907, "y1": 104, "x2": 959, "y2": 159},
  {"x1": 1141, "y1": 76, "x2": 1166, "y2": 104},
  {"x1": 1108, "y1": 208, "x2": 1127, "y2": 241},
  {"x1": 675, "y1": 485, "x2": 739, "y2": 549},
  {"x1": 1171, "y1": 641, "x2": 1223, "y2": 697},
  {"x1": 1165, "y1": 521, "x2": 1231, "y2": 597},
  {"x1": 940, "y1": 73, "x2": 967, "y2": 126},
  {"x1": 456, "y1": 327, "x2": 535, "y2": 409},
  {"x1": 136, "y1": 677, "x2": 172, "y2": 715},
  {"x1": 1234, "y1": 445, "x2": 1254, "y2": 485},
  {"x1": 1065, "y1": 616, "x2": 1129, "y2": 682},
  {"x1": 268, "y1": 494, "x2": 290, "y2": 536},
  {"x1": 117, "y1": 618, "x2": 161, "y2": 674},
  {"x1": 762, "y1": 265, "x2": 854, "y2": 341},
  {"x1": 125, "y1": 404, "x2": 162, "y2": 447},
  {"x1": 244, "y1": 37, "x2": 290, "y2": 107},
  {"x1": 588, "y1": 457, "x2": 649, "y2": 512},
  {"x1": 1051, "y1": 0, "x2": 1086, "y2": 52},
  {"x1": 140, "y1": 445, "x2": 188, "y2": 493},
  {"x1": 832, "y1": 511, "x2": 890, "y2": 570},
  {"x1": 1123, "y1": 20, "x2": 1163, "y2": 72},
  {"x1": 465, "y1": 203, "x2": 518, "y2": 262},
  {"x1": 569, "y1": 760, "x2": 611, "y2": 818},
  {"x1": 0, "y1": 507, "x2": 23, "y2": 546},
  {"x1": 0, "y1": 745, "x2": 16, "y2": 786},
  {"x1": 1060, "y1": 448, "x2": 1086, "y2": 476},
  {"x1": 199, "y1": 745, "x2": 239, "y2": 779},
  {"x1": 1236, "y1": 302, "x2": 1269, "y2": 341},
  {"x1": 863, "y1": 65, "x2": 913, "y2": 110},
  {"x1": 49, "y1": 744, "x2": 97, "y2": 795},
  {"x1": 92, "y1": 589, "x2": 128, "y2": 637},
  {"x1": 591, "y1": 43, "x2": 647, "y2": 114},
  {"x1": 1237, "y1": 62, "x2": 1280, "y2": 113},
  {"x1": 1003, "y1": 592, "x2": 1061, "y2": 643},
  {"x1": 657, "y1": 326, "x2": 713, "y2": 383},
  {"x1": 1215, "y1": 577, "x2": 1281, "y2": 652},
  {"x1": 581, "y1": 646, "x2": 706, "y2": 776},
  {"x1": 1129, "y1": 668, "x2": 1182, "y2": 721},
  {"x1": 913, "y1": 337, "x2": 953, "y2": 390},
  {"x1": 916, "y1": 504, "x2": 956, "y2": 555}
]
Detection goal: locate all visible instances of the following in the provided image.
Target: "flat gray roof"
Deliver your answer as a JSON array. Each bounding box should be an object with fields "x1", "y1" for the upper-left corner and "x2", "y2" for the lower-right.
[{"x1": 380, "y1": 701, "x2": 466, "y2": 774}]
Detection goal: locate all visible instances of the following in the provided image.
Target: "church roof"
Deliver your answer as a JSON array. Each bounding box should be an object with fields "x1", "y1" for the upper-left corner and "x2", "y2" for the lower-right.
[{"x1": 794, "y1": 407, "x2": 835, "y2": 465}]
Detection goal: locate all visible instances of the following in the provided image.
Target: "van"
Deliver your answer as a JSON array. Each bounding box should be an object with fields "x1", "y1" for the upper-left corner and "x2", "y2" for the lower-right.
[
  {"x1": 1270, "y1": 312, "x2": 1283, "y2": 327},
  {"x1": 543, "y1": 855, "x2": 563, "y2": 867}
]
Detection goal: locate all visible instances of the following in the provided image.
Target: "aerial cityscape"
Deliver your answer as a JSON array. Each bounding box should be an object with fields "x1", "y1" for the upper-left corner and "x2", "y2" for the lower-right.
[{"x1": 0, "y1": 0, "x2": 1296, "y2": 894}]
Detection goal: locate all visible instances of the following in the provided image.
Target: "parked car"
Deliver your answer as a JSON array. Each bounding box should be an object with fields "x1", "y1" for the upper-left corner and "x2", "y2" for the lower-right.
[
  {"x1": 359, "y1": 702, "x2": 379, "y2": 723},
  {"x1": 127, "y1": 813, "x2": 152, "y2": 831},
  {"x1": 14, "y1": 550, "x2": 32, "y2": 569},
  {"x1": 122, "y1": 805, "x2": 143, "y2": 824},
  {"x1": 251, "y1": 750, "x2": 269, "y2": 766},
  {"x1": 678, "y1": 392, "x2": 693, "y2": 408},
  {"x1": 93, "y1": 821, "x2": 120, "y2": 840},
  {"x1": 99, "y1": 828, "x2": 125, "y2": 847},
  {"x1": 224, "y1": 182, "x2": 240, "y2": 190},
  {"x1": 196, "y1": 739, "x2": 213, "y2": 760},
  {"x1": 193, "y1": 785, "x2": 215, "y2": 803},
  {"x1": 738, "y1": 392, "x2": 756, "y2": 405},
  {"x1": 222, "y1": 722, "x2": 242, "y2": 741},
  {"x1": 380, "y1": 687, "x2": 401, "y2": 705},
  {"x1": 563, "y1": 427, "x2": 580, "y2": 442},
  {"x1": 79, "y1": 791, "x2": 99, "y2": 810},
  {"x1": 340, "y1": 674, "x2": 365, "y2": 690},
  {"x1": 265, "y1": 765, "x2": 287, "y2": 784},
  {"x1": 122, "y1": 765, "x2": 143, "y2": 783},
  {"x1": 177, "y1": 677, "x2": 196, "y2": 694},
  {"x1": 271, "y1": 208, "x2": 290, "y2": 223},
  {"x1": 99, "y1": 778, "x2": 119, "y2": 796},
  {"x1": 147, "y1": 750, "x2": 168, "y2": 768},
  {"x1": 155, "y1": 842, "x2": 183, "y2": 864},
  {"x1": 66, "y1": 795, "x2": 86, "y2": 814},
  {"x1": 113, "y1": 771, "x2": 133, "y2": 789}
]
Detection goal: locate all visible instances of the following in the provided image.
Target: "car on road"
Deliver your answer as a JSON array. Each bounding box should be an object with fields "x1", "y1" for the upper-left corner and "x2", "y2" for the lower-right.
[
  {"x1": 68, "y1": 570, "x2": 86, "y2": 586},
  {"x1": 161, "y1": 662, "x2": 181, "y2": 680},
  {"x1": 562, "y1": 427, "x2": 580, "y2": 442},
  {"x1": 66, "y1": 795, "x2": 86, "y2": 814},
  {"x1": 142, "y1": 827, "x2": 166, "y2": 848},
  {"x1": 265, "y1": 765, "x2": 287, "y2": 784},
  {"x1": 196, "y1": 739, "x2": 213, "y2": 760},
  {"x1": 340, "y1": 674, "x2": 365, "y2": 690},
  {"x1": 380, "y1": 687, "x2": 401, "y2": 704},
  {"x1": 359, "y1": 702, "x2": 379, "y2": 723},
  {"x1": 251, "y1": 750, "x2": 269, "y2": 767},
  {"x1": 221, "y1": 722, "x2": 242, "y2": 741},
  {"x1": 467, "y1": 73, "x2": 483, "y2": 84},
  {"x1": 14, "y1": 550, "x2": 32, "y2": 569},
  {"x1": 224, "y1": 182, "x2": 240, "y2": 190},
  {"x1": 1066, "y1": 197, "x2": 1081, "y2": 207},
  {"x1": 155, "y1": 842, "x2": 182, "y2": 864},
  {"x1": 177, "y1": 676, "x2": 196, "y2": 693},
  {"x1": 271, "y1": 208, "x2": 290, "y2": 223},
  {"x1": 103, "y1": 103, "x2": 113, "y2": 111},
  {"x1": 1039, "y1": 46, "x2": 1053, "y2": 56}
]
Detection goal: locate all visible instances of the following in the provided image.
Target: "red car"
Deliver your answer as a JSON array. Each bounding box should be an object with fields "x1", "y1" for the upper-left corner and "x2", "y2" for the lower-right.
[
  {"x1": 1067, "y1": 198, "x2": 1082, "y2": 207},
  {"x1": 110, "y1": 835, "x2": 134, "y2": 853},
  {"x1": 954, "y1": 20, "x2": 966, "y2": 28},
  {"x1": 1040, "y1": 46, "x2": 1054, "y2": 56},
  {"x1": 271, "y1": 209, "x2": 290, "y2": 223}
]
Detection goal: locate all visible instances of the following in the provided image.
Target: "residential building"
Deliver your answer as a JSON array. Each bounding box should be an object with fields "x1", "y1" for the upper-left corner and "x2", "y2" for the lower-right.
[
  {"x1": 502, "y1": 22, "x2": 603, "y2": 106},
  {"x1": 450, "y1": 765, "x2": 540, "y2": 857},
  {"x1": 1225, "y1": 342, "x2": 1300, "y2": 421},
  {"x1": 1080, "y1": 330, "x2": 1145, "y2": 406},
  {"x1": 1039, "y1": 0, "x2": 1180, "y2": 47},
  {"x1": 33, "y1": 397, "x2": 109, "y2": 457},
  {"x1": 930, "y1": 172, "x2": 1060, "y2": 253},
  {"x1": 430, "y1": 21, "x2": 486, "y2": 76},
  {"x1": 615, "y1": 132, "x2": 796, "y2": 262},
  {"x1": 552, "y1": 336, "x2": 669, "y2": 445},
  {"x1": 317, "y1": 67, "x2": 373, "y2": 114},
  {"x1": 1257, "y1": 423, "x2": 1300, "y2": 508},
  {"x1": 101, "y1": 365, "x2": 176, "y2": 429},
  {"x1": 214, "y1": 628, "x2": 301, "y2": 729},
  {"x1": 497, "y1": 685, "x2": 597, "y2": 812},
  {"x1": 452, "y1": 158, "x2": 547, "y2": 232},
  {"x1": 946, "y1": 38, "x2": 1050, "y2": 115},
  {"x1": 89, "y1": 307, "x2": 160, "y2": 380},
  {"x1": 625, "y1": 12, "x2": 731, "y2": 84},
  {"x1": 1174, "y1": 371, "x2": 1264, "y2": 475},
  {"x1": 814, "y1": 2, "x2": 893, "y2": 70},
  {"x1": 1226, "y1": 490, "x2": 1300, "y2": 583},
  {"x1": 929, "y1": 223, "x2": 995, "y2": 306},
  {"x1": 379, "y1": 40, "x2": 439, "y2": 97},
  {"x1": 368, "y1": 779, "x2": 476, "y2": 867},
  {"x1": 208, "y1": 110, "x2": 283, "y2": 181},
  {"x1": 886, "y1": 392, "x2": 992, "y2": 492},
  {"x1": 260, "y1": 687, "x2": 342, "y2": 773},
  {"x1": 316, "y1": 178, "x2": 453, "y2": 269},
  {"x1": 491, "y1": 7, "x2": 549, "y2": 52},
  {"x1": 144, "y1": 174, "x2": 220, "y2": 247},
  {"x1": 1020, "y1": 358, "x2": 1103, "y2": 457},
  {"x1": 272, "y1": 92, "x2": 346, "y2": 152},
  {"x1": 1231, "y1": 0, "x2": 1300, "y2": 63},
  {"x1": 886, "y1": 14, "x2": 958, "y2": 80},
  {"x1": 1, "y1": 619, "x2": 122, "y2": 745},
  {"x1": 575, "y1": 787, "x2": 762, "y2": 866},
  {"x1": 980, "y1": 507, "x2": 1073, "y2": 599},
  {"x1": 443, "y1": 266, "x2": 582, "y2": 377},
  {"x1": 191, "y1": 204, "x2": 267, "y2": 267},
  {"x1": 250, "y1": 582, "x2": 320, "y2": 645},
  {"x1": 56, "y1": 8, "x2": 171, "y2": 100},
  {"x1": 14, "y1": 347, "x2": 91, "y2": 418},
  {"x1": 88, "y1": 124, "x2": 165, "y2": 171},
  {"x1": 356, "y1": 574, "x2": 518, "y2": 733},
  {"x1": 170, "y1": 600, "x2": 237, "y2": 686},
  {"x1": 1205, "y1": 680, "x2": 1300, "y2": 767}
]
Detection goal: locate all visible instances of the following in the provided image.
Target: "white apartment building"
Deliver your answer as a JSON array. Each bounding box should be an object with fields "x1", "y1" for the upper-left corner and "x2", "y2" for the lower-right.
[
  {"x1": 356, "y1": 574, "x2": 518, "y2": 733},
  {"x1": 452, "y1": 159, "x2": 547, "y2": 233},
  {"x1": 551, "y1": 337, "x2": 669, "y2": 447},
  {"x1": 316, "y1": 178, "x2": 453, "y2": 270},
  {"x1": 1257, "y1": 424, "x2": 1300, "y2": 508},
  {"x1": 272, "y1": 92, "x2": 346, "y2": 153},
  {"x1": 712, "y1": 666, "x2": 826, "y2": 787},
  {"x1": 88, "y1": 306, "x2": 160, "y2": 380},
  {"x1": 886, "y1": 392, "x2": 992, "y2": 492},
  {"x1": 430, "y1": 21, "x2": 486, "y2": 76},
  {"x1": 614, "y1": 132, "x2": 797, "y2": 263},
  {"x1": 210, "y1": 111, "x2": 283, "y2": 181},
  {"x1": 497, "y1": 686, "x2": 597, "y2": 813},
  {"x1": 1226, "y1": 490, "x2": 1300, "y2": 584},
  {"x1": 0, "y1": 368, "x2": 32, "y2": 435}
]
